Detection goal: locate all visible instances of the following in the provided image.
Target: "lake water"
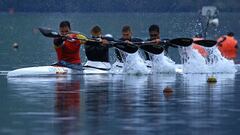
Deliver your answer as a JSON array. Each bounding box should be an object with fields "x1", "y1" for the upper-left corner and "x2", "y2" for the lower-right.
[
  {"x1": 2, "y1": 74, "x2": 240, "y2": 135},
  {"x1": 1, "y1": 12, "x2": 240, "y2": 135}
]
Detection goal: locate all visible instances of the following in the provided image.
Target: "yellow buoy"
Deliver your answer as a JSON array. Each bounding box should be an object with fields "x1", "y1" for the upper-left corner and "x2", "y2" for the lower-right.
[{"x1": 207, "y1": 76, "x2": 217, "y2": 83}]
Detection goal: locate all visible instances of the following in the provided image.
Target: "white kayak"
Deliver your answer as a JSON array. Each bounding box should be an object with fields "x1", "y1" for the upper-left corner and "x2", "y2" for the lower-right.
[
  {"x1": 6, "y1": 61, "x2": 240, "y2": 77},
  {"x1": 6, "y1": 64, "x2": 184, "y2": 78},
  {"x1": 7, "y1": 61, "x2": 112, "y2": 77},
  {"x1": 7, "y1": 66, "x2": 111, "y2": 77}
]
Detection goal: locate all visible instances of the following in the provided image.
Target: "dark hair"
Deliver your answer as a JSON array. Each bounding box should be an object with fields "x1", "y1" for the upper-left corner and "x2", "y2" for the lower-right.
[
  {"x1": 59, "y1": 21, "x2": 71, "y2": 29},
  {"x1": 149, "y1": 24, "x2": 159, "y2": 33},
  {"x1": 227, "y1": 32, "x2": 234, "y2": 36},
  {"x1": 91, "y1": 25, "x2": 102, "y2": 34},
  {"x1": 122, "y1": 25, "x2": 131, "y2": 32}
]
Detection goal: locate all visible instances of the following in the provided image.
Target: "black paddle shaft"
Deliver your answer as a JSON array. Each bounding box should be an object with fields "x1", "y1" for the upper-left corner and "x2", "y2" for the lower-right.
[
  {"x1": 39, "y1": 27, "x2": 138, "y2": 54},
  {"x1": 193, "y1": 40, "x2": 217, "y2": 47},
  {"x1": 39, "y1": 28, "x2": 61, "y2": 38}
]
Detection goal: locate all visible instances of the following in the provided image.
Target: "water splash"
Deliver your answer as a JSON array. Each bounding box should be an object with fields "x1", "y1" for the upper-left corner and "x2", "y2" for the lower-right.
[
  {"x1": 110, "y1": 61, "x2": 124, "y2": 74},
  {"x1": 207, "y1": 47, "x2": 236, "y2": 73},
  {"x1": 123, "y1": 52, "x2": 150, "y2": 75},
  {"x1": 110, "y1": 52, "x2": 150, "y2": 75},
  {"x1": 151, "y1": 53, "x2": 176, "y2": 73},
  {"x1": 179, "y1": 46, "x2": 236, "y2": 74},
  {"x1": 179, "y1": 46, "x2": 209, "y2": 73}
]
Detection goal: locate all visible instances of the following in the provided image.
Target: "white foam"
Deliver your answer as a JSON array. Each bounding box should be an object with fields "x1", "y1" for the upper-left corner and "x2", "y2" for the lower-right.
[
  {"x1": 179, "y1": 46, "x2": 237, "y2": 74},
  {"x1": 179, "y1": 46, "x2": 209, "y2": 73},
  {"x1": 151, "y1": 53, "x2": 176, "y2": 73},
  {"x1": 110, "y1": 61, "x2": 124, "y2": 74},
  {"x1": 123, "y1": 52, "x2": 150, "y2": 75},
  {"x1": 207, "y1": 47, "x2": 236, "y2": 73}
]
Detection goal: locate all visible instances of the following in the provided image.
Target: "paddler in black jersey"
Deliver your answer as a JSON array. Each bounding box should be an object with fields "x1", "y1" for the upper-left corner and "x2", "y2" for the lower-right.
[
  {"x1": 83, "y1": 25, "x2": 113, "y2": 70},
  {"x1": 115, "y1": 25, "x2": 142, "y2": 63},
  {"x1": 144, "y1": 24, "x2": 161, "y2": 61}
]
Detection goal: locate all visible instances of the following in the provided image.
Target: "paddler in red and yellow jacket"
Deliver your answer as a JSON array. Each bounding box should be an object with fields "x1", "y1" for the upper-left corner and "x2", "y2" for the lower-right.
[
  {"x1": 192, "y1": 34, "x2": 208, "y2": 57},
  {"x1": 217, "y1": 32, "x2": 238, "y2": 60},
  {"x1": 53, "y1": 21, "x2": 87, "y2": 70}
]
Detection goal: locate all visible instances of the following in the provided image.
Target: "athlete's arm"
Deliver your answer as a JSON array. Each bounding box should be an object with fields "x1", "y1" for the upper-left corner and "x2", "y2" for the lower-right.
[{"x1": 53, "y1": 37, "x2": 65, "y2": 47}]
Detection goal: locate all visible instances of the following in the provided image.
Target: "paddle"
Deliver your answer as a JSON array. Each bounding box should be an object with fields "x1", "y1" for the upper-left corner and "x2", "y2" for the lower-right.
[
  {"x1": 193, "y1": 40, "x2": 217, "y2": 47},
  {"x1": 38, "y1": 27, "x2": 138, "y2": 54},
  {"x1": 110, "y1": 42, "x2": 138, "y2": 53},
  {"x1": 140, "y1": 45, "x2": 164, "y2": 54},
  {"x1": 135, "y1": 38, "x2": 193, "y2": 54},
  {"x1": 137, "y1": 38, "x2": 216, "y2": 54},
  {"x1": 169, "y1": 38, "x2": 193, "y2": 47},
  {"x1": 39, "y1": 27, "x2": 216, "y2": 54},
  {"x1": 39, "y1": 27, "x2": 61, "y2": 38},
  {"x1": 162, "y1": 38, "x2": 216, "y2": 47},
  {"x1": 39, "y1": 27, "x2": 89, "y2": 41}
]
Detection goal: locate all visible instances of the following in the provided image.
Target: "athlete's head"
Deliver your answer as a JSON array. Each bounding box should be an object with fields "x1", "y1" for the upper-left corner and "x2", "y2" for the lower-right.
[
  {"x1": 91, "y1": 25, "x2": 102, "y2": 37},
  {"x1": 227, "y1": 32, "x2": 234, "y2": 37},
  {"x1": 121, "y1": 25, "x2": 132, "y2": 40},
  {"x1": 149, "y1": 24, "x2": 160, "y2": 40},
  {"x1": 59, "y1": 21, "x2": 71, "y2": 36}
]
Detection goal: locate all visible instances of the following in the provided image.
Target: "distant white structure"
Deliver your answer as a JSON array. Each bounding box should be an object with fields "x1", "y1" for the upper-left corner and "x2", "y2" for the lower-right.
[
  {"x1": 201, "y1": 6, "x2": 218, "y2": 17},
  {"x1": 199, "y1": 6, "x2": 220, "y2": 38}
]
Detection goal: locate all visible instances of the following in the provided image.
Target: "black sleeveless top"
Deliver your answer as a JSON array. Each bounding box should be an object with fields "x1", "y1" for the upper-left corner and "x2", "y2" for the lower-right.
[
  {"x1": 84, "y1": 36, "x2": 114, "y2": 62},
  {"x1": 115, "y1": 37, "x2": 142, "y2": 62}
]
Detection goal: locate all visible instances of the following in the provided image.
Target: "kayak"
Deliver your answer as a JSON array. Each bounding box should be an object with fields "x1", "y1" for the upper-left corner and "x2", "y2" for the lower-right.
[
  {"x1": 7, "y1": 66, "x2": 110, "y2": 77},
  {"x1": 6, "y1": 62, "x2": 240, "y2": 77},
  {"x1": 6, "y1": 62, "x2": 184, "y2": 77}
]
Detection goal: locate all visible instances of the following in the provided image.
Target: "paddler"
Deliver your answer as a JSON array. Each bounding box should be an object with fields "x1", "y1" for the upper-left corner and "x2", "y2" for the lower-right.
[
  {"x1": 142, "y1": 24, "x2": 161, "y2": 67},
  {"x1": 144, "y1": 25, "x2": 161, "y2": 60},
  {"x1": 53, "y1": 21, "x2": 87, "y2": 70},
  {"x1": 217, "y1": 32, "x2": 238, "y2": 60},
  {"x1": 143, "y1": 24, "x2": 176, "y2": 70},
  {"x1": 115, "y1": 25, "x2": 142, "y2": 63},
  {"x1": 83, "y1": 25, "x2": 113, "y2": 70}
]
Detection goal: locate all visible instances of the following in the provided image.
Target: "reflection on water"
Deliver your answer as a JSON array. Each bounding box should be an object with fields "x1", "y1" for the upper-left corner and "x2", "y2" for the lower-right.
[
  {"x1": 3, "y1": 73, "x2": 240, "y2": 134},
  {"x1": 54, "y1": 77, "x2": 81, "y2": 135}
]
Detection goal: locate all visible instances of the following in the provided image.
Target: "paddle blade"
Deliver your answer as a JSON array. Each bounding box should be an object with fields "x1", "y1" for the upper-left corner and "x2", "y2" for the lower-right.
[
  {"x1": 38, "y1": 27, "x2": 61, "y2": 38},
  {"x1": 140, "y1": 45, "x2": 164, "y2": 54},
  {"x1": 169, "y1": 38, "x2": 193, "y2": 47},
  {"x1": 113, "y1": 43, "x2": 138, "y2": 54},
  {"x1": 193, "y1": 40, "x2": 217, "y2": 47}
]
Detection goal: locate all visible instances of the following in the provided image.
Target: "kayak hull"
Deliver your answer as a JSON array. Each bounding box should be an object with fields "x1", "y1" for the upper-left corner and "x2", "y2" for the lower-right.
[
  {"x1": 7, "y1": 63, "x2": 240, "y2": 77},
  {"x1": 7, "y1": 66, "x2": 110, "y2": 77}
]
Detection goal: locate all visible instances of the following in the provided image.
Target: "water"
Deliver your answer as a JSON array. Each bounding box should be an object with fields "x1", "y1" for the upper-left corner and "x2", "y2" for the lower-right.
[
  {"x1": 1, "y1": 74, "x2": 240, "y2": 135},
  {"x1": 1, "y1": 12, "x2": 240, "y2": 134}
]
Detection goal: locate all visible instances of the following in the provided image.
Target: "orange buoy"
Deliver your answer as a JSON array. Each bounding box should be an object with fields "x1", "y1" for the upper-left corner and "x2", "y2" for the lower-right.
[
  {"x1": 217, "y1": 32, "x2": 238, "y2": 60},
  {"x1": 163, "y1": 86, "x2": 173, "y2": 97}
]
